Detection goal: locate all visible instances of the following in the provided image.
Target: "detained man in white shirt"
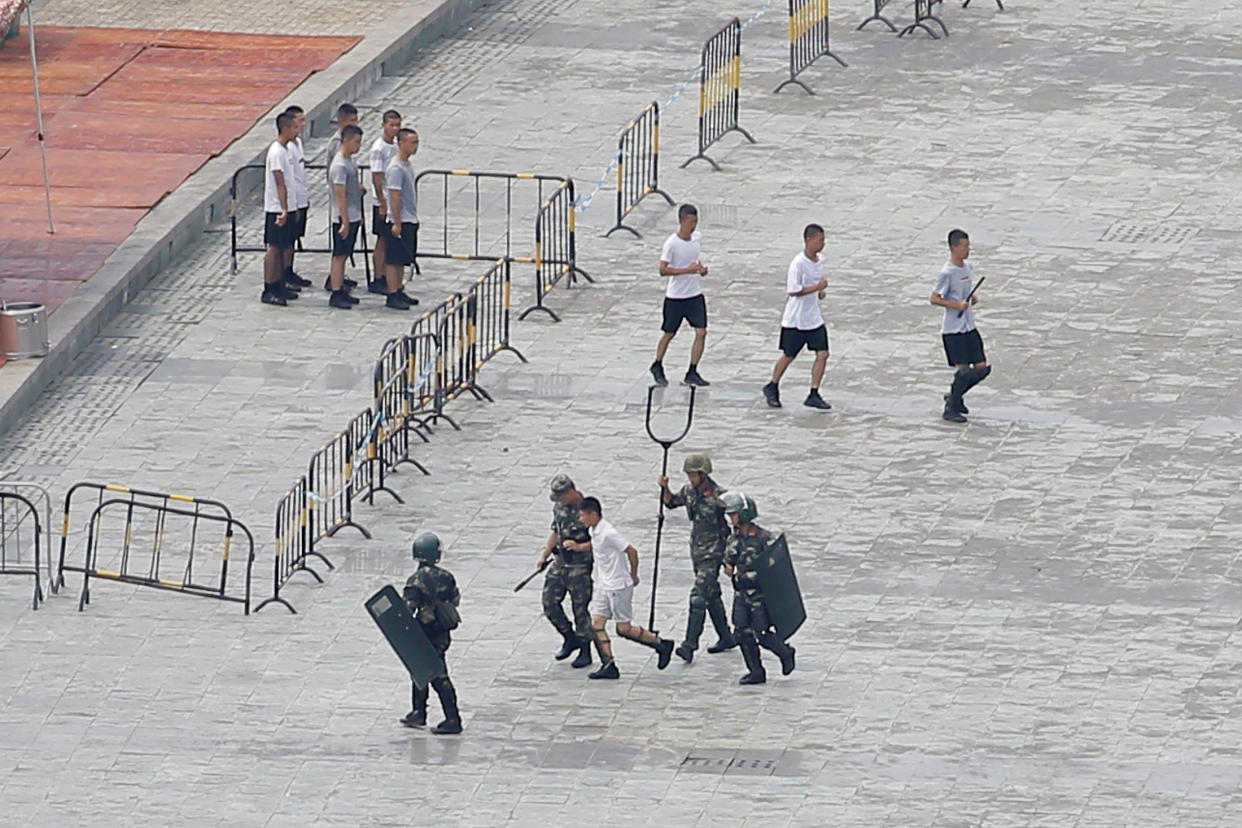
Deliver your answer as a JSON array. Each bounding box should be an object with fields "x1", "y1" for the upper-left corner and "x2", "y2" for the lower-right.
[
  {"x1": 565, "y1": 497, "x2": 675, "y2": 680},
  {"x1": 762, "y1": 223, "x2": 832, "y2": 410}
]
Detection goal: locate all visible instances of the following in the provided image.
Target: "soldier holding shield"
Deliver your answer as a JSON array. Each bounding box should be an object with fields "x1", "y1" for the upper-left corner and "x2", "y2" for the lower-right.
[{"x1": 400, "y1": 532, "x2": 463, "y2": 734}]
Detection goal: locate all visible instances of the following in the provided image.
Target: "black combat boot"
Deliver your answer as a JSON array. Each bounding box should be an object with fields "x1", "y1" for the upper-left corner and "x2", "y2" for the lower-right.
[
  {"x1": 706, "y1": 603, "x2": 737, "y2": 653},
  {"x1": 429, "y1": 677, "x2": 462, "y2": 735},
  {"x1": 678, "y1": 606, "x2": 707, "y2": 662},
  {"x1": 554, "y1": 631, "x2": 578, "y2": 661},
  {"x1": 943, "y1": 371, "x2": 971, "y2": 423},
  {"x1": 401, "y1": 683, "x2": 428, "y2": 727},
  {"x1": 655, "y1": 638, "x2": 675, "y2": 670},
  {"x1": 761, "y1": 633, "x2": 797, "y2": 676},
  {"x1": 571, "y1": 638, "x2": 593, "y2": 669},
  {"x1": 738, "y1": 638, "x2": 766, "y2": 685}
]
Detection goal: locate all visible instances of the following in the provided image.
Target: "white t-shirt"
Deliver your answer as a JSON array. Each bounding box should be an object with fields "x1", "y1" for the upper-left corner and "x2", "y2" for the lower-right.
[
  {"x1": 781, "y1": 251, "x2": 825, "y2": 330},
  {"x1": 933, "y1": 261, "x2": 976, "y2": 334},
  {"x1": 263, "y1": 140, "x2": 293, "y2": 214},
  {"x1": 660, "y1": 231, "x2": 704, "y2": 299},
  {"x1": 287, "y1": 137, "x2": 309, "y2": 209},
  {"x1": 588, "y1": 518, "x2": 635, "y2": 592},
  {"x1": 369, "y1": 136, "x2": 399, "y2": 200}
]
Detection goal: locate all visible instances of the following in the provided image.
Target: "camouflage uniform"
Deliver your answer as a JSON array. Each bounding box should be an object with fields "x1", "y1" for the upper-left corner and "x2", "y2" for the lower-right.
[
  {"x1": 542, "y1": 499, "x2": 594, "y2": 644},
  {"x1": 724, "y1": 521, "x2": 794, "y2": 679},
  {"x1": 665, "y1": 475, "x2": 733, "y2": 651},
  {"x1": 403, "y1": 561, "x2": 461, "y2": 727}
]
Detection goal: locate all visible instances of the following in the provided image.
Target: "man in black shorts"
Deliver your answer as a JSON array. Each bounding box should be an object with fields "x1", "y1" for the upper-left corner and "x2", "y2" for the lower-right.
[
  {"x1": 383, "y1": 127, "x2": 420, "y2": 310},
  {"x1": 326, "y1": 124, "x2": 364, "y2": 309},
  {"x1": 323, "y1": 102, "x2": 359, "y2": 294},
  {"x1": 368, "y1": 110, "x2": 402, "y2": 295},
  {"x1": 930, "y1": 228, "x2": 989, "y2": 423},
  {"x1": 261, "y1": 111, "x2": 300, "y2": 306},
  {"x1": 650, "y1": 204, "x2": 710, "y2": 388},
  {"x1": 762, "y1": 224, "x2": 831, "y2": 410}
]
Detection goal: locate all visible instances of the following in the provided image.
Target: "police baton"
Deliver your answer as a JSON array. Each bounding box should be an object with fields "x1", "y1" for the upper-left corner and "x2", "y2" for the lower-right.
[
  {"x1": 513, "y1": 559, "x2": 548, "y2": 592},
  {"x1": 957, "y1": 276, "x2": 985, "y2": 318},
  {"x1": 644, "y1": 384, "x2": 696, "y2": 632}
]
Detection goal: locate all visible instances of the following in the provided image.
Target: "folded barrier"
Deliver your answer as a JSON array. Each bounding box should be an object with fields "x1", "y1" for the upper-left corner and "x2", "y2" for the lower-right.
[
  {"x1": 520, "y1": 180, "x2": 594, "y2": 322},
  {"x1": 606, "y1": 102, "x2": 675, "y2": 238},
  {"x1": 306, "y1": 413, "x2": 373, "y2": 556},
  {"x1": 775, "y1": 0, "x2": 846, "y2": 95},
  {"x1": 254, "y1": 476, "x2": 320, "y2": 614},
  {"x1": 0, "y1": 487, "x2": 45, "y2": 610},
  {"x1": 681, "y1": 18, "x2": 755, "y2": 171}
]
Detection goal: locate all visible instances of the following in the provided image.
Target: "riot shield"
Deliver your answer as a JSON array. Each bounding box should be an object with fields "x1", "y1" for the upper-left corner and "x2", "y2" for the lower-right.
[
  {"x1": 754, "y1": 533, "x2": 806, "y2": 641},
  {"x1": 365, "y1": 584, "x2": 446, "y2": 689}
]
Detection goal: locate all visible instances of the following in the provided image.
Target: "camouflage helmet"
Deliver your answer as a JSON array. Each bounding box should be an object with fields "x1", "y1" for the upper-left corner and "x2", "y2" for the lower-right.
[
  {"x1": 411, "y1": 532, "x2": 442, "y2": 564},
  {"x1": 721, "y1": 491, "x2": 758, "y2": 523},
  {"x1": 549, "y1": 473, "x2": 575, "y2": 502},
  {"x1": 683, "y1": 453, "x2": 712, "y2": 474}
]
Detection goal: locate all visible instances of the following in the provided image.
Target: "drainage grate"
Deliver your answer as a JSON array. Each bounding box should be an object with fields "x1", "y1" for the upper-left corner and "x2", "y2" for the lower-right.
[
  {"x1": 680, "y1": 749, "x2": 787, "y2": 776},
  {"x1": 1099, "y1": 222, "x2": 1199, "y2": 247}
]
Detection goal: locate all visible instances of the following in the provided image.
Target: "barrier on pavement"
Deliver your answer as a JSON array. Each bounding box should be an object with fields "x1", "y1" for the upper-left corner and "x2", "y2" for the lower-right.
[
  {"x1": 776, "y1": 0, "x2": 846, "y2": 95},
  {"x1": 681, "y1": 18, "x2": 755, "y2": 171},
  {"x1": 254, "y1": 476, "x2": 322, "y2": 614},
  {"x1": 520, "y1": 180, "x2": 594, "y2": 321},
  {"x1": 228, "y1": 162, "x2": 373, "y2": 276},
  {"x1": 464, "y1": 259, "x2": 527, "y2": 385},
  {"x1": 58, "y1": 484, "x2": 254, "y2": 614},
  {"x1": 0, "y1": 489, "x2": 45, "y2": 609},
  {"x1": 606, "y1": 102, "x2": 675, "y2": 238},
  {"x1": 963, "y1": 0, "x2": 1003, "y2": 10},
  {"x1": 899, "y1": 0, "x2": 949, "y2": 38},
  {"x1": 857, "y1": 0, "x2": 898, "y2": 32},
  {"x1": 307, "y1": 414, "x2": 373, "y2": 552}
]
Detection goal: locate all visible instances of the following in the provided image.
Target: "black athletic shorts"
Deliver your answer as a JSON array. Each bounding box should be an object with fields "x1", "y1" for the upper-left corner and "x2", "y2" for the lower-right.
[
  {"x1": 385, "y1": 222, "x2": 418, "y2": 266},
  {"x1": 942, "y1": 329, "x2": 986, "y2": 366},
  {"x1": 332, "y1": 221, "x2": 361, "y2": 257},
  {"x1": 292, "y1": 207, "x2": 308, "y2": 239},
  {"x1": 264, "y1": 211, "x2": 294, "y2": 249},
  {"x1": 372, "y1": 205, "x2": 389, "y2": 238},
  {"x1": 661, "y1": 294, "x2": 708, "y2": 333},
  {"x1": 779, "y1": 325, "x2": 828, "y2": 357}
]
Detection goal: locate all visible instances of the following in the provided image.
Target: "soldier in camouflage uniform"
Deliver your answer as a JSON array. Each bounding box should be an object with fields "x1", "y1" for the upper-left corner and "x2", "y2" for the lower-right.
[
  {"x1": 401, "y1": 532, "x2": 463, "y2": 734},
  {"x1": 536, "y1": 474, "x2": 595, "y2": 669},
  {"x1": 722, "y1": 493, "x2": 796, "y2": 685},
  {"x1": 658, "y1": 453, "x2": 737, "y2": 663}
]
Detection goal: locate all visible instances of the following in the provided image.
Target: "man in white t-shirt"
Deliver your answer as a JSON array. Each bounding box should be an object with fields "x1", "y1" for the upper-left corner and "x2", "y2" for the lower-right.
[
  {"x1": 566, "y1": 497, "x2": 675, "y2": 680},
  {"x1": 650, "y1": 204, "x2": 711, "y2": 388},
  {"x1": 282, "y1": 106, "x2": 312, "y2": 291},
  {"x1": 930, "y1": 228, "x2": 990, "y2": 423},
  {"x1": 368, "y1": 109, "x2": 402, "y2": 295},
  {"x1": 261, "y1": 111, "x2": 300, "y2": 306},
  {"x1": 762, "y1": 223, "x2": 832, "y2": 410}
]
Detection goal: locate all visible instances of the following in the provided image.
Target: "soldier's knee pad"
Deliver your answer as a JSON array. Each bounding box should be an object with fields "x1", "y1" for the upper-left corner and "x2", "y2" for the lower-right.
[{"x1": 735, "y1": 627, "x2": 757, "y2": 644}]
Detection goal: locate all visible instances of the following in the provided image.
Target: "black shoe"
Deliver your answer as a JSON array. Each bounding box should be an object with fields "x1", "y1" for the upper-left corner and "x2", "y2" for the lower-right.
[
  {"x1": 287, "y1": 271, "x2": 312, "y2": 287},
  {"x1": 385, "y1": 292, "x2": 412, "y2": 310},
  {"x1": 344, "y1": 277, "x2": 359, "y2": 289},
  {"x1": 944, "y1": 393, "x2": 968, "y2": 415},
  {"x1": 763, "y1": 382, "x2": 781, "y2": 408},
  {"x1": 368, "y1": 280, "x2": 388, "y2": 295},
  {"x1": 706, "y1": 637, "x2": 737, "y2": 654},
  {"x1": 394, "y1": 289, "x2": 420, "y2": 306},
  {"x1": 675, "y1": 643, "x2": 695, "y2": 663},
  {"x1": 261, "y1": 287, "x2": 287, "y2": 306},
  {"x1": 281, "y1": 282, "x2": 300, "y2": 300},
  {"x1": 656, "y1": 639, "x2": 674, "y2": 670},
  {"x1": 400, "y1": 710, "x2": 426, "y2": 728},
  {"x1": 554, "y1": 634, "x2": 578, "y2": 661},
  {"x1": 779, "y1": 645, "x2": 796, "y2": 676},
  {"x1": 942, "y1": 407, "x2": 967, "y2": 423},
  {"x1": 738, "y1": 670, "x2": 766, "y2": 685},
  {"x1": 329, "y1": 290, "x2": 353, "y2": 309},
  {"x1": 345, "y1": 292, "x2": 360, "y2": 305},
  {"x1": 588, "y1": 661, "x2": 620, "y2": 680},
  {"x1": 431, "y1": 718, "x2": 462, "y2": 735},
  {"x1": 650, "y1": 361, "x2": 668, "y2": 387},
  {"x1": 571, "y1": 641, "x2": 593, "y2": 669},
  {"x1": 804, "y1": 390, "x2": 831, "y2": 410},
  {"x1": 683, "y1": 369, "x2": 710, "y2": 387}
]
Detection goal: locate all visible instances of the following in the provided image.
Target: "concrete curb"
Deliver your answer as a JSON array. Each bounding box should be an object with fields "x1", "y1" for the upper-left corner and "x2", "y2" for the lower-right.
[{"x1": 0, "y1": 0, "x2": 492, "y2": 439}]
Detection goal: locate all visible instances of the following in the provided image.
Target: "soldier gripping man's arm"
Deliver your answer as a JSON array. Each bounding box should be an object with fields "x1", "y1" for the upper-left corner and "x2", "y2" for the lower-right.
[
  {"x1": 535, "y1": 475, "x2": 596, "y2": 670},
  {"x1": 400, "y1": 532, "x2": 463, "y2": 734}
]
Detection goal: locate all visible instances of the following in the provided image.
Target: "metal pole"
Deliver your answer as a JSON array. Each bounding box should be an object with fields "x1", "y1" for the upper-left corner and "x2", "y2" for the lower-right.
[
  {"x1": 643, "y1": 385, "x2": 696, "y2": 632},
  {"x1": 25, "y1": 5, "x2": 54, "y2": 234}
]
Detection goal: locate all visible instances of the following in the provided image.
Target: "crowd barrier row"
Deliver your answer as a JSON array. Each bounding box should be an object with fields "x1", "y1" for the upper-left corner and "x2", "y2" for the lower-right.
[
  {"x1": 606, "y1": 102, "x2": 675, "y2": 239},
  {"x1": 776, "y1": 0, "x2": 847, "y2": 95}
]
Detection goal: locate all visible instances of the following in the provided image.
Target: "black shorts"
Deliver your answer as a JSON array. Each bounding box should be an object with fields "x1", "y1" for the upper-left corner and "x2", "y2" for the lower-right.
[
  {"x1": 779, "y1": 325, "x2": 828, "y2": 357},
  {"x1": 661, "y1": 294, "x2": 707, "y2": 333},
  {"x1": 372, "y1": 205, "x2": 389, "y2": 238},
  {"x1": 385, "y1": 222, "x2": 418, "y2": 266},
  {"x1": 264, "y1": 211, "x2": 294, "y2": 249},
  {"x1": 332, "y1": 221, "x2": 361, "y2": 257},
  {"x1": 292, "y1": 207, "x2": 308, "y2": 239},
  {"x1": 942, "y1": 329, "x2": 986, "y2": 366}
]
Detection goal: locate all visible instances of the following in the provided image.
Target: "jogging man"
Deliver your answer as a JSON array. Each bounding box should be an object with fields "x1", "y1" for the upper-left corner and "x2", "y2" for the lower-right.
[
  {"x1": 261, "y1": 111, "x2": 299, "y2": 306},
  {"x1": 762, "y1": 223, "x2": 832, "y2": 410},
  {"x1": 930, "y1": 228, "x2": 990, "y2": 423},
  {"x1": 326, "y1": 124, "x2": 364, "y2": 309},
  {"x1": 650, "y1": 204, "x2": 710, "y2": 388},
  {"x1": 368, "y1": 110, "x2": 402, "y2": 295},
  {"x1": 383, "y1": 127, "x2": 420, "y2": 310}
]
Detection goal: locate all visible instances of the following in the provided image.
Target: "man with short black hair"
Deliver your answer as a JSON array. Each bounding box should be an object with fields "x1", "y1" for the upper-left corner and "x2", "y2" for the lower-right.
[
  {"x1": 763, "y1": 223, "x2": 832, "y2": 410},
  {"x1": 572, "y1": 496, "x2": 675, "y2": 679},
  {"x1": 368, "y1": 110, "x2": 402, "y2": 295},
  {"x1": 282, "y1": 106, "x2": 312, "y2": 292},
  {"x1": 323, "y1": 103, "x2": 360, "y2": 294},
  {"x1": 651, "y1": 204, "x2": 711, "y2": 388},
  {"x1": 326, "y1": 124, "x2": 364, "y2": 310},
  {"x1": 930, "y1": 228, "x2": 990, "y2": 423},
  {"x1": 261, "y1": 111, "x2": 299, "y2": 306},
  {"x1": 383, "y1": 127, "x2": 420, "y2": 310}
]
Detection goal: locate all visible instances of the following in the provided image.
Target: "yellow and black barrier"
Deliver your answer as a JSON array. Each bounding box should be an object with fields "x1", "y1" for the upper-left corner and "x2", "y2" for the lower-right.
[
  {"x1": 1, "y1": 487, "x2": 46, "y2": 610},
  {"x1": 61, "y1": 486, "x2": 254, "y2": 614},
  {"x1": 520, "y1": 180, "x2": 594, "y2": 322},
  {"x1": 606, "y1": 102, "x2": 676, "y2": 238},
  {"x1": 306, "y1": 414, "x2": 373, "y2": 555},
  {"x1": 465, "y1": 259, "x2": 527, "y2": 382},
  {"x1": 681, "y1": 18, "x2": 756, "y2": 172},
  {"x1": 254, "y1": 476, "x2": 317, "y2": 614},
  {"x1": 776, "y1": 0, "x2": 847, "y2": 95}
]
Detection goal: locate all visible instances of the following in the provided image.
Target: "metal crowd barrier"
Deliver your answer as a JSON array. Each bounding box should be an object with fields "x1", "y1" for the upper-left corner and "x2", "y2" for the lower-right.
[
  {"x1": 62, "y1": 488, "x2": 255, "y2": 614},
  {"x1": 229, "y1": 161, "x2": 374, "y2": 276},
  {"x1": 0, "y1": 488, "x2": 45, "y2": 609},
  {"x1": 465, "y1": 260, "x2": 527, "y2": 386},
  {"x1": 681, "y1": 18, "x2": 755, "y2": 171},
  {"x1": 254, "y1": 476, "x2": 324, "y2": 614},
  {"x1": 606, "y1": 102, "x2": 675, "y2": 239},
  {"x1": 899, "y1": 0, "x2": 949, "y2": 38},
  {"x1": 520, "y1": 180, "x2": 594, "y2": 322},
  {"x1": 307, "y1": 414, "x2": 373, "y2": 553},
  {"x1": 963, "y1": 0, "x2": 1004, "y2": 9},
  {"x1": 858, "y1": 0, "x2": 898, "y2": 32},
  {"x1": 373, "y1": 329, "x2": 437, "y2": 488},
  {"x1": 775, "y1": 0, "x2": 847, "y2": 95}
]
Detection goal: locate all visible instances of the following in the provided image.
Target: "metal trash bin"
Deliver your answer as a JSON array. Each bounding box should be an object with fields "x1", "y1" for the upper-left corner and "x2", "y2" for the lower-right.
[{"x1": 0, "y1": 302, "x2": 49, "y2": 359}]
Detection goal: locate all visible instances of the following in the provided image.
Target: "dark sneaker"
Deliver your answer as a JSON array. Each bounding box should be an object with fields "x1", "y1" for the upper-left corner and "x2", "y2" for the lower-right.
[
  {"x1": 706, "y1": 637, "x2": 737, "y2": 654},
  {"x1": 329, "y1": 290, "x2": 353, "y2": 309},
  {"x1": 554, "y1": 634, "x2": 578, "y2": 661},
  {"x1": 738, "y1": 670, "x2": 766, "y2": 685},
  {"x1": 571, "y1": 642, "x2": 593, "y2": 669},
  {"x1": 385, "y1": 292, "x2": 412, "y2": 310},
  {"x1": 344, "y1": 277, "x2": 359, "y2": 289},
  {"x1": 588, "y1": 661, "x2": 620, "y2": 680},
  {"x1": 261, "y1": 288, "x2": 287, "y2": 307},
  {"x1": 394, "y1": 290, "x2": 420, "y2": 306},
  {"x1": 683, "y1": 370, "x2": 710, "y2": 387},
  {"x1": 367, "y1": 280, "x2": 389, "y2": 295},
  {"x1": 942, "y1": 407, "x2": 967, "y2": 423},
  {"x1": 281, "y1": 282, "x2": 300, "y2": 300},
  {"x1": 762, "y1": 382, "x2": 781, "y2": 408},
  {"x1": 650, "y1": 361, "x2": 668, "y2": 387},
  {"x1": 431, "y1": 718, "x2": 462, "y2": 735},
  {"x1": 675, "y1": 643, "x2": 694, "y2": 663},
  {"x1": 944, "y1": 393, "x2": 968, "y2": 415},
  {"x1": 400, "y1": 710, "x2": 426, "y2": 728},
  {"x1": 804, "y1": 390, "x2": 831, "y2": 410},
  {"x1": 656, "y1": 639, "x2": 675, "y2": 670},
  {"x1": 345, "y1": 292, "x2": 360, "y2": 305},
  {"x1": 779, "y1": 645, "x2": 796, "y2": 676},
  {"x1": 287, "y1": 271, "x2": 312, "y2": 287}
]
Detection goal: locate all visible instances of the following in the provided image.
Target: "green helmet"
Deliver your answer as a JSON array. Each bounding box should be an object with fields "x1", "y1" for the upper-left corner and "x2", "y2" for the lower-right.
[
  {"x1": 721, "y1": 491, "x2": 757, "y2": 523},
  {"x1": 683, "y1": 454, "x2": 712, "y2": 474},
  {"x1": 411, "y1": 532, "x2": 442, "y2": 564},
  {"x1": 549, "y1": 473, "x2": 575, "y2": 502}
]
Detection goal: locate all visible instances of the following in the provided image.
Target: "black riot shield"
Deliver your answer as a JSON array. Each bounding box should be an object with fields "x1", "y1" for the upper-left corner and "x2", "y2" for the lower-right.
[
  {"x1": 365, "y1": 584, "x2": 446, "y2": 689},
  {"x1": 754, "y1": 533, "x2": 806, "y2": 642}
]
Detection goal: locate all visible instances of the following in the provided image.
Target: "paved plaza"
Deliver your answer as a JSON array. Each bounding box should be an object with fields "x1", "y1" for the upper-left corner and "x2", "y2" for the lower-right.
[{"x1": 4, "y1": 0, "x2": 1242, "y2": 824}]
